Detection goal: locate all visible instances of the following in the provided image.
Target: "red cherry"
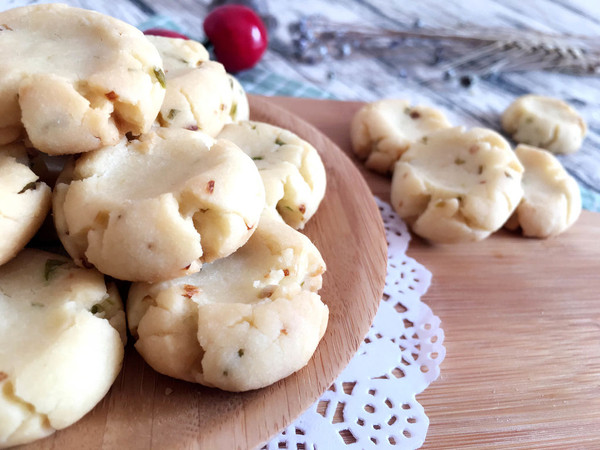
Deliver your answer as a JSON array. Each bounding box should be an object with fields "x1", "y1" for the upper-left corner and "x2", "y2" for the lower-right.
[
  {"x1": 203, "y1": 5, "x2": 268, "y2": 73},
  {"x1": 144, "y1": 28, "x2": 189, "y2": 40}
]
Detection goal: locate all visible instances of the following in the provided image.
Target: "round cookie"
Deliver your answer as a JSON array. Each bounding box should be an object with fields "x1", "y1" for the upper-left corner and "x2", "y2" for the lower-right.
[
  {"x1": 53, "y1": 128, "x2": 265, "y2": 282},
  {"x1": 148, "y1": 35, "x2": 234, "y2": 137},
  {"x1": 351, "y1": 99, "x2": 452, "y2": 173},
  {"x1": 127, "y1": 215, "x2": 328, "y2": 392},
  {"x1": 505, "y1": 144, "x2": 581, "y2": 238},
  {"x1": 0, "y1": 143, "x2": 51, "y2": 266},
  {"x1": 391, "y1": 126, "x2": 524, "y2": 243},
  {"x1": 501, "y1": 94, "x2": 587, "y2": 154},
  {"x1": 0, "y1": 4, "x2": 165, "y2": 154},
  {"x1": 218, "y1": 121, "x2": 326, "y2": 229},
  {"x1": 0, "y1": 249, "x2": 125, "y2": 448}
]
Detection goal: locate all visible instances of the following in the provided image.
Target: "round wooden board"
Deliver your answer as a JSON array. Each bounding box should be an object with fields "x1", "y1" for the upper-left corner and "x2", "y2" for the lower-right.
[{"x1": 25, "y1": 95, "x2": 387, "y2": 449}]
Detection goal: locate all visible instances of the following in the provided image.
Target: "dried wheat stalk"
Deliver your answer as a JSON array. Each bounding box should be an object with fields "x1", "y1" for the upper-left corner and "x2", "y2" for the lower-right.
[{"x1": 290, "y1": 16, "x2": 600, "y2": 76}]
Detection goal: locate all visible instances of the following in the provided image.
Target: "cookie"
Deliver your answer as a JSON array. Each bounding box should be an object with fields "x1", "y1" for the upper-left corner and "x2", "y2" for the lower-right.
[
  {"x1": 391, "y1": 126, "x2": 524, "y2": 243},
  {"x1": 127, "y1": 216, "x2": 328, "y2": 392},
  {"x1": 0, "y1": 143, "x2": 51, "y2": 266},
  {"x1": 53, "y1": 128, "x2": 265, "y2": 282},
  {"x1": 148, "y1": 35, "x2": 234, "y2": 137},
  {"x1": 505, "y1": 144, "x2": 581, "y2": 238},
  {"x1": 227, "y1": 74, "x2": 250, "y2": 123},
  {"x1": 145, "y1": 35, "x2": 209, "y2": 69},
  {"x1": 501, "y1": 94, "x2": 587, "y2": 154},
  {"x1": 351, "y1": 99, "x2": 451, "y2": 173},
  {"x1": 0, "y1": 4, "x2": 165, "y2": 155},
  {"x1": 0, "y1": 249, "x2": 125, "y2": 448},
  {"x1": 218, "y1": 121, "x2": 326, "y2": 229}
]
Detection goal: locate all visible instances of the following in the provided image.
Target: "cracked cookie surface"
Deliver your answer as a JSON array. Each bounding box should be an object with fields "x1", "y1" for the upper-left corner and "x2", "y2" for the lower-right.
[
  {"x1": 350, "y1": 99, "x2": 451, "y2": 173},
  {"x1": 391, "y1": 126, "x2": 524, "y2": 243},
  {"x1": 0, "y1": 249, "x2": 125, "y2": 448},
  {"x1": 127, "y1": 215, "x2": 328, "y2": 392},
  {"x1": 0, "y1": 143, "x2": 51, "y2": 266},
  {"x1": 149, "y1": 35, "x2": 247, "y2": 136},
  {"x1": 0, "y1": 4, "x2": 165, "y2": 154},
  {"x1": 501, "y1": 94, "x2": 587, "y2": 155},
  {"x1": 53, "y1": 128, "x2": 265, "y2": 282},
  {"x1": 218, "y1": 121, "x2": 326, "y2": 229}
]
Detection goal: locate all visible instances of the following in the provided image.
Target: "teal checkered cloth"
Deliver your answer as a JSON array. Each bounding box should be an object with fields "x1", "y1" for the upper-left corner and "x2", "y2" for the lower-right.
[
  {"x1": 581, "y1": 184, "x2": 600, "y2": 213},
  {"x1": 139, "y1": 16, "x2": 600, "y2": 213}
]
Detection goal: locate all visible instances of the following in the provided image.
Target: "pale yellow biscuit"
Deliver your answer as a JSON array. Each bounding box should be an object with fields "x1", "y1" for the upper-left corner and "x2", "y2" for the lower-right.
[
  {"x1": 0, "y1": 249, "x2": 125, "y2": 448},
  {"x1": 351, "y1": 99, "x2": 451, "y2": 173},
  {"x1": 127, "y1": 216, "x2": 328, "y2": 392},
  {"x1": 391, "y1": 127, "x2": 524, "y2": 243},
  {"x1": 53, "y1": 128, "x2": 265, "y2": 282},
  {"x1": 0, "y1": 4, "x2": 165, "y2": 155},
  {"x1": 505, "y1": 144, "x2": 581, "y2": 238},
  {"x1": 0, "y1": 143, "x2": 51, "y2": 266},
  {"x1": 218, "y1": 121, "x2": 326, "y2": 229},
  {"x1": 146, "y1": 35, "x2": 210, "y2": 69},
  {"x1": 501, "y1": 95, "x2": 586, "y2": 154},
  {"x1": 148, "y1": 35, "x2": 234, "y2": 137},
  {"x1": 227, "y1": 74, "x2": 250, "y2": 122}
]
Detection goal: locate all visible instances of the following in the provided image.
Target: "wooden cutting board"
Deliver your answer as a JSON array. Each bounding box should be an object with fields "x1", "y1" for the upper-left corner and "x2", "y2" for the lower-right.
[
  {"x1": 23, "y1": 97, "x2": 387, "y2": 449},
  {"x1": 269, "y1": 96, "x2": 600, "y2": 449}
]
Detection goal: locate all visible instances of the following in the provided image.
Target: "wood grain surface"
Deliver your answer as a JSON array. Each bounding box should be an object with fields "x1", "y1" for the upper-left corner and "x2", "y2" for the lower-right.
[
  {"x1": 269, "y1": 96, "x2": 600, "y2": 449},
  {"x1": 21, "y1": 97, "x2": 387, "y2": 449}
]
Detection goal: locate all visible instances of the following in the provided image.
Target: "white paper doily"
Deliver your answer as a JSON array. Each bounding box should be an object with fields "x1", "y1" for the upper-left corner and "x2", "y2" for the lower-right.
[{"x1": 263, "y1": 198, "x2": 445, "y2": 449}]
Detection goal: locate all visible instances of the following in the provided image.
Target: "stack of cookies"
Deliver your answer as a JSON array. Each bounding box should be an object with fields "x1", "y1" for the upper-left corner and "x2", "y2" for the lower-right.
[{"x1": 0, "y1": 4, "x2": 328, "y2": 447}]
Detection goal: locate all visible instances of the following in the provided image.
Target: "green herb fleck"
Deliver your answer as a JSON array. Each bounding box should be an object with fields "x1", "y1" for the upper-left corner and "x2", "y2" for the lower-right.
[
  {"x1": 250, "y1": 124, "x2": 257, "y2": 130},
  {"x1": 229, "y1": 78, "x2": 234, "y2": 89},
  {"x1": 454, "y1": 157, "x2": 465, "y2": 165},
  {"x1": 504, "y1": 171, "x2": 513, "y2": 179},
  {"x1": 404, "y1": 107, "x2": 411, "y2": 115},
  {"x1": 229, "y1": 102, "x2": 238, "y2": 120},
  {"x1": 238, "y1": 349, "x2": 244, "y2": 357},
  {"x1": 18, "y1": 182, "x2": 37, "y2": 194},
  {"x1": 31, "y1": 302, "x2": 44, "y2": 308},
  {"x1": 252, "y1": 156, "x2": 263, "y2": 161},
  {"x1": 275, "y1": 137, "x2": 285, "y2": 146},
  {"x1": 179, "y1": 58, "x2": 189, "y2": 64},
  {"x1": 525, "y1": 117, "x2": 534, "y2": 124},
  {"x1": 44, "y1": 259, "x2": 66, "y2": 281},
  {"x1": 421, "y1": 136, "x2": 428, "y2": 144},
  {"x1": 153, "y1": 67, "x2": 166, "y2": 88},
  {"x1": 167, "y1": 109, "x2": 179, "y2": 120},
  {"x1": 284, "y1": 206, "x2": 293, "y2": 212},
  {"x1": 91, "y1": 304, "x2": 104, "y2": 314},
  {"x1": 478, "y1": 165, "x2": 484, "y2": 175}
]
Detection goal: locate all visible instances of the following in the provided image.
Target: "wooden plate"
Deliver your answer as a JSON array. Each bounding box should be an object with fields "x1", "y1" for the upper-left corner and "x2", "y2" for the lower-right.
[{"x1": 28, "y1": 95, "x2": 387, "y2": 449}]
